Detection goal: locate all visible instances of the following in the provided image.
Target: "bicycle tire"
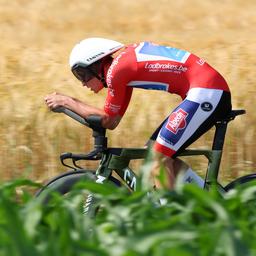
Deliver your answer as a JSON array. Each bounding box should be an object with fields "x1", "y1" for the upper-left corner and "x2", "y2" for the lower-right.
[
  {"x1": 224, "y1": 173, "x2": 256, "y2": 191},
  {"x1": 35, "y1": 170, "x2": 122, "y2": 205}
]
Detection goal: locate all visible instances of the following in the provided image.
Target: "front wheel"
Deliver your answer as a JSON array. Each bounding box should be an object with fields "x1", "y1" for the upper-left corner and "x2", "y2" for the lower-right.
[
  {"x1": 224, "y1": 173, "x2": 256, "y2": 191},
  {"x1": 35, "y1": 170, "x2": 122, "y2": 217},
  {"x1": 35, "y1": 170, "x2": 96, "y2": 199}
]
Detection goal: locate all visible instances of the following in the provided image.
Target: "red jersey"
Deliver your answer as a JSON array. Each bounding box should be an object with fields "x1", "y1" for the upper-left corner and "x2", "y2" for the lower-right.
[{"x1": 104, "y1": 42, "x2": 229, "y2": 117}]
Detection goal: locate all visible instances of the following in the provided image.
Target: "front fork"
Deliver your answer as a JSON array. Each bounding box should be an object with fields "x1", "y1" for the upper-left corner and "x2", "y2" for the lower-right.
[
  {"x1": 94, "y1": 149, "x2": 142, "y2": 191},
  {"x1": 83, "y1": 154, "x2": 113, "y2": 217}
]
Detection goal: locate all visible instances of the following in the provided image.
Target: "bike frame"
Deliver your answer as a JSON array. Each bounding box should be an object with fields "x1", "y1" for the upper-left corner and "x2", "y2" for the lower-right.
[
  {"x1": 94, "y1": 147, "x2": 147, "y2": 191},
  {"x1": 91, "y1": 110, "x2": 246, "y2": 194},
  {"x1": 56, "y1": 107, "x2": 246, "y2": 194}
]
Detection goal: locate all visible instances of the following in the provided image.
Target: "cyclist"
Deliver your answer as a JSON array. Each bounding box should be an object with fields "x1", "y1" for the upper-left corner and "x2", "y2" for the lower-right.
[{"x1": 45, "y1": 37, "x2": 232, "y2": 189}]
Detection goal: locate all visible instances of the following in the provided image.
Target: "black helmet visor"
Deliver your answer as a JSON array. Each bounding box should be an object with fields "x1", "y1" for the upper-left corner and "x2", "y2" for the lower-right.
[
  {"x1": 71, "y1": 65, "x2": 95, "y2": 83},
  {"x1": 71, "y1": 60, "x2": 102, "y2": 83}
]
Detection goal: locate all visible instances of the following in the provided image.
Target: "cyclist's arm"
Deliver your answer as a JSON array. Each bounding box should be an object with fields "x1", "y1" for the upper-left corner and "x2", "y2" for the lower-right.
[
  {"x1": 63, "y1": 96, "x2": 121, "y2": 129},
  {"x1": 104, "y1": 49, "x2": 135, "y2": 125},
  {"x1": 44, "y1": 92, "x2": 120, "y2": 129}
]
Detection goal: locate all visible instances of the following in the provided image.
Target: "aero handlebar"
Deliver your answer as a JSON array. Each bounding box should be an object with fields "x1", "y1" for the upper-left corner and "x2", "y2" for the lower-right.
[
  {"x1": 53, "y1": 107, "x2": 107, "y2": 167},
  {"x1": 53, "y1": 107, "x2": 104, "y2": 132}
]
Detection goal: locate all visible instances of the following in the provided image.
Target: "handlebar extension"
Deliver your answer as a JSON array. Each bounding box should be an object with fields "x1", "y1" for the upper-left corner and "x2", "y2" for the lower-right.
[
  {"x1": 60, "y1": 151, "x2": 102, "y2": 162},
  {"x1": 53, "y1": 107, "x2": 106, "y2": 135}
]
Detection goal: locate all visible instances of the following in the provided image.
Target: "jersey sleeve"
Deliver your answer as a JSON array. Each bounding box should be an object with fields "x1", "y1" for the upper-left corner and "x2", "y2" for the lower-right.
[{"x1": 104, "y1": 49, "x2": 136, "y2": 117}]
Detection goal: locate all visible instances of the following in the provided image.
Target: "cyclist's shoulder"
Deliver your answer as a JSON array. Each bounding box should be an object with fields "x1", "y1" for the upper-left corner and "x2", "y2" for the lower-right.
[
  {"x1": 106, "y1": 46, "x2": 137, "y2": 87},
  {"x1": 108, "y1": 44, "x2": 138, "y2": 74}
]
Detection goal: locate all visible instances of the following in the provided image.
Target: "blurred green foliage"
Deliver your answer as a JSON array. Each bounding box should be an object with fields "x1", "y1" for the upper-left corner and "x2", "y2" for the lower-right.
[{"x1": 0, "y1": 178, "x2": 256, "y2": 256}]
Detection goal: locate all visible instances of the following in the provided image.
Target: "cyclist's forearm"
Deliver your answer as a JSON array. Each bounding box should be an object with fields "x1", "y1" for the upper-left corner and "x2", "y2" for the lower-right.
[
  {"x1": 45, "y1": 92, "x2": 121, "y2": 129},
  {"x1": 64, "y1": 97, "x2": 121, "y2": 130},
  {"x1": 64, "y1": 96, "x2": 105, "y2": 118}
]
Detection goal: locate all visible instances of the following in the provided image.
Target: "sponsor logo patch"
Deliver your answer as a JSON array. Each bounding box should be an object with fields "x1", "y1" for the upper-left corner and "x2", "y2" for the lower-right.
[
  {"x1": 139, "y1": 42, "x2": 190, "y2": 63},
  {"x1": 201, "y1": 102, "x2": 213, "y2": 112},
  {"x1": 159, "y1": 100, "x2": 199, "y2": 146},
  {"x1": 106, "y1": 51, "x2": 126, "y2": 87},
  {"x1": 145, "y1": 62, "x2": 188, "y2": 73},
  {"x1": 196, "y1": 58, "x2": 205, "y2": 66},
  {"x1": 166, "y1": 108, "x2": 188, "y2": 134},
  {"x1": 86, "y1": 52, "x2": 104, "y2": 62}
]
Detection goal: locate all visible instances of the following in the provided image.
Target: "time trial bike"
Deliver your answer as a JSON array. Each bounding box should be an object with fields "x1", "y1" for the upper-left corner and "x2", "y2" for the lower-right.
[{"x1": 36, "y1": 107, "x2": 256, "y2": 216}]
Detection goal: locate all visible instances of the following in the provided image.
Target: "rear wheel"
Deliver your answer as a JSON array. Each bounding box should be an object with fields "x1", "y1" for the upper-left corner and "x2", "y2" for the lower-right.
[{"x1": 224, "y1": 173, "x2": 256, "y2": 191}]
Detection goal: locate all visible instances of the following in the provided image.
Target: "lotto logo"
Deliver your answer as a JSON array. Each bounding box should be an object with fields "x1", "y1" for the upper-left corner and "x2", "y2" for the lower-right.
[{"x1": 166, "y1": 109, "x2": 188, "y2": 134}]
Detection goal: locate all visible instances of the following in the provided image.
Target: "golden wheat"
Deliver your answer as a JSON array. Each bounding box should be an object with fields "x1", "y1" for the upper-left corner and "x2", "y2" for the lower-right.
[{"x1": 0, "y1": 0, "x2": 255, "y2": 181}]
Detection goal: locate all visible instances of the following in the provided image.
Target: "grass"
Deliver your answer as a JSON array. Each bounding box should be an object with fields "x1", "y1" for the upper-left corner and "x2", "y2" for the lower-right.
[
  {"x1": 0, "y1": 177, "x2": 256, "y2": 255},
  {"x1": 0, "y1": 0, "x2": 256, "y2": 181}
]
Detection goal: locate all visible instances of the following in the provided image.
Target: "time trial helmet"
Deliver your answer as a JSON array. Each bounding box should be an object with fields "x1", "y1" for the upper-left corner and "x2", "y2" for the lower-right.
[{"x1": 69, "y1": 38, "x2": 124, "y2": 84}]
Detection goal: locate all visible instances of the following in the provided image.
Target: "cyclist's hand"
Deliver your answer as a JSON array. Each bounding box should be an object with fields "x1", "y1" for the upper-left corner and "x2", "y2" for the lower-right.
[{"x1": 44, "y1": 92, "x2": 69, "y2": 110}]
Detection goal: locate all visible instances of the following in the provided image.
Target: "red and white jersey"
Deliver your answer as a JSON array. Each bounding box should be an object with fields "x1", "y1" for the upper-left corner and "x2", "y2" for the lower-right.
[{"x1": 104, "y1": 42, "x2": 230, "y2": 117}]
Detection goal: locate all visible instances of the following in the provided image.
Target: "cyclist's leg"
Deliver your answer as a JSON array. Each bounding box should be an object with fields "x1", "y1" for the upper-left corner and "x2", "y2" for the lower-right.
[
  {"x1": 150, "y1": 153, "x2": 187, "y2": 188},
  {"x1": 152, "y1": 88, "x2": 231, "y2": 189}
]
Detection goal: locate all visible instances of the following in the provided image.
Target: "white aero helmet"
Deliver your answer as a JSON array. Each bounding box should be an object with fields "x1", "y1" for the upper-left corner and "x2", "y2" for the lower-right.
[{"x1": 69, "y1": 37, "x2": 124, "y2": 69}]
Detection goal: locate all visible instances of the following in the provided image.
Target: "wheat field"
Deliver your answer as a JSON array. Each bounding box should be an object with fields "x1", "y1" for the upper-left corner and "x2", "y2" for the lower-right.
[{"x1": 0, "y1": 0, "x2": 256, "y2": 182}]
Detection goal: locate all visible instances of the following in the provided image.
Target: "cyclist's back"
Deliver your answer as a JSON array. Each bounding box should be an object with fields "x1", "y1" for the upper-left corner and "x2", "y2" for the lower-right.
[{"x1": 104, "y1": 42, "x2": 229, "y2": 107}]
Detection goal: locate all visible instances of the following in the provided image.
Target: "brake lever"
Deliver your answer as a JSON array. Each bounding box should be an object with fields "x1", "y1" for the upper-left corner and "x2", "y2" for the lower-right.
[
  {"x1": 70, "y1": 150, "x2": 102, "y2": 169},
  {"x1": 60, "y1": 150, "x2": 103, "y2": 170},
  {"x1": 80, "y1": 150, "x2": 102, "y2": 160},
  {"x1": 61, "y1": 157, "x2": 77, "y2": 170},
  {"x1": 72, "y1": 159, "x2": 83, "y2": 170},
  {"x1": 60, "y1": 152, "x2": 81, "y2": 170}
]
